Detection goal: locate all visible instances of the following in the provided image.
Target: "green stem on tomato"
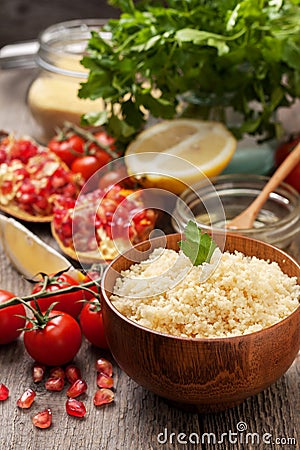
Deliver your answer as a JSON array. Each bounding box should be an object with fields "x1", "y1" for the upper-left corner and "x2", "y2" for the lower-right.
[
  {"x1": 0, "y1": 279, "x2": 101, "y2": 310},
  {"x1": 15, "y1": 296, "x2": 51, "y2": 326},
  {"x1": 63, "y1": 122, "x2": 119, "y2": 159}
]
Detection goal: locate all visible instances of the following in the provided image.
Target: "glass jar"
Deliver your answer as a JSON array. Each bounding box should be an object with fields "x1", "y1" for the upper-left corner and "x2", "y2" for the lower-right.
[
  {"x1": 27, "y1": 19, "x2": 109, "y2": 142},
  {"x1": 172, "y1": 174, "x2": 300, "y2": 249}
]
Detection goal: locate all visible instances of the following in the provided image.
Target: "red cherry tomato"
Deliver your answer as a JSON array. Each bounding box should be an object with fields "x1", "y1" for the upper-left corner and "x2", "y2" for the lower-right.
[
  {"x1": 71, "y1": 155, "x2": 107, "y2": 181},
  {"x1": 80, "y1": 272, "x2": 101, "y2": 300},
  {"x1": 48, "y1": 135, "x2": 85, "y2": 167},
  {"x1": 31, "y1": 273, "x2": 84, "y2": 318},
  {"x1": 93, "y1": 131, "x2": 116, "y2": 150},
  {"x1": 275, "y1": 135, "x2": 300, "y2": 192},
  {"x1": 94, "y1": 149, "x2": 112, "y2": 167},
  {"x1": 23, "y1": 310, "x2": 82, "y2": 366},
  {"x1": 0, "y1": 290, "x2": 26, "y2": 345},
  {"x1": 79, "y1": 300, "x2": 108, "y2": 349}
]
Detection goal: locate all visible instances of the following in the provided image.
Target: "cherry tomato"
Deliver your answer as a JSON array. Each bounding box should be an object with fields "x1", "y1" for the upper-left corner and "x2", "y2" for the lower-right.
[
  {"x1": 79, "y1": 300, "x2": 108, "y2": 349},
  {"x1": 48, "y1": 135, "x2": 85, "y2": 167},
  {"x1": 93, "y1": 131, "x2": 116, "y2": 150},
  {"x1": 71, "y1": 155, "x2": 107, "y2": 181},
  {"x1": 80, "y1": 272, "x2": 101, "y2": 300},
  {"x1": 94, "y1": 149, "x2": 112, "y2": 167},
  {"x1": 31, "y1": 273, "x2": 84, "y2": 318},
  {"x1": 23, "y1": 310, "x2": 82, "y2": 366},
  {"x1": 275, "y1": 135, "x2": 300, "y2": 192},
  {"x1": 0, "y1": 290, "x2": 26, "y2": 345}
]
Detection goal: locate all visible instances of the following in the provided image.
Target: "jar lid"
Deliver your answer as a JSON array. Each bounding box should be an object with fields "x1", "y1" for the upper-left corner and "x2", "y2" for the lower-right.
[{"x1": 36, "y1": 19, "x2": 110, "y2": 77}]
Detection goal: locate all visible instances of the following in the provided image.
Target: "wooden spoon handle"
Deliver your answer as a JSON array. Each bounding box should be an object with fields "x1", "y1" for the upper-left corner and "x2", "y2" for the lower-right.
[{"x1": 247, "y1": 141, "x2": 300, "y2": 217}]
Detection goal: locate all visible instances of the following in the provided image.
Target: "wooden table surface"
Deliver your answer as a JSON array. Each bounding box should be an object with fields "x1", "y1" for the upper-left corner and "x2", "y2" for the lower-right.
[{"x1": 0, "y1": 68, "x2": 299, "y2": 450}]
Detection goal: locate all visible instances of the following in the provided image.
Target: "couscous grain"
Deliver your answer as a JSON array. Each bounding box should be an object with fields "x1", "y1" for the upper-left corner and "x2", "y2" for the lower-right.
[{"x1": 111, "y1": 248, "x2": 300, "y2": 338}]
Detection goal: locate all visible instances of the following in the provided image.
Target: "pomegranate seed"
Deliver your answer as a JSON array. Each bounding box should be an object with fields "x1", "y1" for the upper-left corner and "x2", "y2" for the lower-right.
[
  {"x1": 32, "y1": 408, "x2": 52, "y2": 429},
  {"x1": 96, "y1": 372, "x2": 113, "y2": 389},
  {"x1": 18, "y1": 192, "x2": 36, "y2": 204},
  {"x1": 45, "y1": 377, "x2": 65, "y2": 392},
  {"x1": 32, "y1": 363, "x2": 46, "y2": 383},
  {"x1": 65, "y1": 365, "x2": 81, "y2": 384},
  {"x1": 66, "y1": 379, "x2": 87, "y2": 398},
  {"x1": 1, "y1": 180, "x2": 13, "y2": 195},
  {"x1": 17, "y1": 388, "x2": 36, "y2": 409},
  {"x1": 0, "y1": 149, "x2": 7, "y2": 164},
  {"x1": 93, "y1": 389, "x2": 114, "y2": 406},
  {"x1": 66, "y1": 398, "x2": 86, "y2": 418},
  {"x1": 95, "y1": 358, "x2": 113, "y2": 377},
  {"x1": 49, "y1": 367, "x2": 65, "y2": 379},
  {"x1": 0, "y1": 383, "x2": 9, "y2": 401}
]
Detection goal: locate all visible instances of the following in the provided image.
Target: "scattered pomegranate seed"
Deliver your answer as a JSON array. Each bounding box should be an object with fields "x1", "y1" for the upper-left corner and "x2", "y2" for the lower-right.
[
  {"x1": 96, "y1": 372, "x2": 113, "y2": 389},
  {"x1": 0, "y1": 383, "x2": 9, "y2": 401},
  {"x1": 17, "y1": 388, "x2": 36, "y2": 409},
  {"x1": 66, "y1": 398, "x2": 86, "y2": 418},
  {"x1": 32, "y1": 408, "x2": 52, "y2": 429},
  {"x1": 32, "y1": 363, "x2": 46, "y2": 383},
  {"x1": 66, "y1": 379, "x2": 87, "y2": 398},
  {"x1": 45, "y1": 377, "x2": 65, "y2": 392},
  {"x1": 93, "y1": 389, "x2": 114, "y2": 406},
  {"x1": 49, "y1": 367, "x2": 65, "y2": 379},
  {"x1": 95, "y1": 358, "x2": 113, "y2": 377},
  {"x1": 65, "y1": 365, "x2": 81, "y2": 384}
]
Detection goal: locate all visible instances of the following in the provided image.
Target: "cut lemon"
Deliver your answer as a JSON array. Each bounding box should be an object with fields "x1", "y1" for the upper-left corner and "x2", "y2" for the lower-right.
[
  {"x1": 0, "y1": 215, "x2": 80, "y2": 280},
  {"x1": 125, "y1": 119, "x2": 237, "y2": 194}
]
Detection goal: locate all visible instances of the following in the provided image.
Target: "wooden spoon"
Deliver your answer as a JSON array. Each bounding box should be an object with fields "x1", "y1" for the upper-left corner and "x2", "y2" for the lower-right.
[{"x1": 227, "y1": 142, "x2": 300, "y2": 230}]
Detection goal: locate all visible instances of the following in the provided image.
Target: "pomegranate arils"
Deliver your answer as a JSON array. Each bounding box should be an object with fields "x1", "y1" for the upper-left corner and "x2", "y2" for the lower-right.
[
  {"x1": 96, "y1": 372, "x2": 113, "y2": 389},
  {"x1": 93, "y1": 389, "x2": 114, "y2": 407},
  {"x1": 65, "y1": 365, "x2": 81, "y2": 384},
  {"x1": 66, "y1": 398, "x2": 86, "y2": 418},
  {"x1": 53, "y1": 185, "x2": 157, "y2": 254},
  {"x1": 32, "y1": 363, "x2": 46, "y2": 383},
  {"x1": 0, "y1": 383, "x2": 9, "y2": 401},
  {"x1": 17, "y1": 388, "x2": 36, "y2": 409},
  {"x1": 66, "y1": 379, "x2": 87, "y2": 398},
  {"x1": 0, "y1": 136, "x2": 79, "y2": 218},
  {"x1": 95, "y1": 358, "x2": 113, "y2": 377},
  {"x1": 45, "y1": 377, "x2": 65, "y2": 392},
  {"x1": 32, "y1": 408, "x2": 52, "y2": 429},
  {"x1": 49, "y1": 367, "x2": 65, "y2": 379}
]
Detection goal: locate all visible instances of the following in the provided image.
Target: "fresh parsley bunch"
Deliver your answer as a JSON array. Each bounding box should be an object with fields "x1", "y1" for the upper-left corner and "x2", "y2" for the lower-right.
[{"x1": 79, "y1": 0, "x2": 300, "y2": 144}]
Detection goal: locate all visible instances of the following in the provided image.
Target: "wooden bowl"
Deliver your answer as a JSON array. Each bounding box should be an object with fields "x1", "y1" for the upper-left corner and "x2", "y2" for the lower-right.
[{"x1": 101, "y1": 233, "x2": 300, "y2": 412}]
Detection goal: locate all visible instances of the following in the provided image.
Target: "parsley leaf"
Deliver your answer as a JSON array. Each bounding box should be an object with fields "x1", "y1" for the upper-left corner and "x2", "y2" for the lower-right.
[
  {"x1": 79, "y1": 1, "x2": 300, "y2": 143},
  {"x1": 178, "y1": 220, "x2": 217, "y2": 266}
]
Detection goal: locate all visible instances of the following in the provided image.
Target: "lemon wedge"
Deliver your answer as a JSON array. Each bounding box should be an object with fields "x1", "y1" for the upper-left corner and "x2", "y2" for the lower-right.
[
  {"x1": 125, "y1": 119, "x2": 237, "y2": 194},
  {"x1": 0, "y1": 215, "x2": 79, "y2": 280}
]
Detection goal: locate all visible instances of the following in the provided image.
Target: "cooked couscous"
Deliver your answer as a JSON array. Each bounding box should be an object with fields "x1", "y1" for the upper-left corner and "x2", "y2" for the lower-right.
[{"x1": 111, "y1": 248, "x2": 300, "y2": 338}]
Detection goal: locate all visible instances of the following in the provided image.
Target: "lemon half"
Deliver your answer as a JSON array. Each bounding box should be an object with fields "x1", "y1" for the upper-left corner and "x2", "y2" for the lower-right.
[{"x1": 125, "y1": 119, "x2": 237, "y2": 194}]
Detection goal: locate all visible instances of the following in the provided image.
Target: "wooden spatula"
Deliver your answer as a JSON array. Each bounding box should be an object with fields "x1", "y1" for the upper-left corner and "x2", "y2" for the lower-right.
[{"x1": 227, "y1": 142, "x2": 300, "y2": 230}]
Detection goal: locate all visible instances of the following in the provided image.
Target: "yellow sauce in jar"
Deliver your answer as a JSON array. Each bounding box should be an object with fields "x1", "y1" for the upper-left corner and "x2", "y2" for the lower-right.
[
  {"x1": 28, "y1": 73, "x2": 104, "y2": 141},
  {"x1": 27, "y1": 19, "x2": 108, "y2": 142}
]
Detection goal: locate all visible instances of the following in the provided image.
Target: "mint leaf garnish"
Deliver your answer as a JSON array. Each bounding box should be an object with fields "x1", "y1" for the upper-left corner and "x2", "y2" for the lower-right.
[{"x1": 178, "y1": 220, "x2": 217, "y2": 266}]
